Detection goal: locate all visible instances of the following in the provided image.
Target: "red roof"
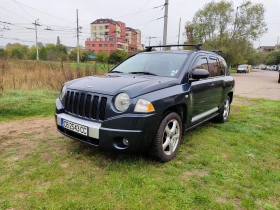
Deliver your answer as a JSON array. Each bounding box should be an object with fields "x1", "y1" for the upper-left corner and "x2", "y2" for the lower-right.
[
  {"x1": 91, "y1": 18, "x2": 119, "y2": 25},
  {"x1": 126, "y1": 27, "x2": 137, "y2": 33}
]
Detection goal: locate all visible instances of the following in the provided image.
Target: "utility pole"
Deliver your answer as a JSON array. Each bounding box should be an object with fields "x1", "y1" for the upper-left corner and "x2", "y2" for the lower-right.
[
  {"x1": 177, "y1": 17, "x2": 181, "y2": 50},
  {"x1": 76, "y1": 9, "x2": 80, "y2": 63},
  {"x1": 33, "y1": 19, "x2": 40, "y2": 60},
  {"x1": 162, "y1": 0, "x2": 169, "y2": 47},
  {"x1": 146, "y1": 36, "x2": 157, "y2": 46}
]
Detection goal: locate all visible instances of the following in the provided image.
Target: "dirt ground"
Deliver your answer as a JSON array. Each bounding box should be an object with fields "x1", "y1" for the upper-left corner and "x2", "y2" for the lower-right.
[{"x1": 232, "y1": 69, "x2": 280, "y2": 100}]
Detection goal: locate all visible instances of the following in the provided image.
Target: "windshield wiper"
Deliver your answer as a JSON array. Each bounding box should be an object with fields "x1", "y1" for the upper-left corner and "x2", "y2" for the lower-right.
[
  {"x1": 110, "y1": 71, "x2": 123, "y2": 73},
  {"x1": 129, "y1": 71, "x2": 158, "y2": 76}
]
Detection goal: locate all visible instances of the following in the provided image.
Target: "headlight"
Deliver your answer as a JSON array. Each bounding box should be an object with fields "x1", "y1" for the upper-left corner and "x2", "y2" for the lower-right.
[
  {"x1": 60, "y1": 85, "x2": 67, "y2": 101},
  {"x1": 114, "y1": 93, "x2": 130, "y2": 112},
  {"x1": 134, "y1": 99, "x2": 155, "y2": 113}
]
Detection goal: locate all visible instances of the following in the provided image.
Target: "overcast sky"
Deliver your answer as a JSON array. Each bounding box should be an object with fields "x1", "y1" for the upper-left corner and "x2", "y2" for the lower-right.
[{"x1": 0, "y1": 0, "x2": 279, "y2": 48}]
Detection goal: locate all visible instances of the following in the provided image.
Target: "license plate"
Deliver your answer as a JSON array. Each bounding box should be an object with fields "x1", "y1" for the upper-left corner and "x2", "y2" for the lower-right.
[{"x1": 61, "y1": 119, "x2": 88, "y2": 136}]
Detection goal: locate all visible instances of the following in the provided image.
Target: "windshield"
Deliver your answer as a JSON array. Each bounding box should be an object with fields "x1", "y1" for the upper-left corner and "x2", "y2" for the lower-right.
[
  {"x1": 238, "y1": 65, "x2": 247, "y2": 68},
  {"x1": 110, "y1": 53, "x2": 188, "y2": 77}
]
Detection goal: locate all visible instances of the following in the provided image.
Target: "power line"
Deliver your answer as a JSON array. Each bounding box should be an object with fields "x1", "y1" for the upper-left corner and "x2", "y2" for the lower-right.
[
  {"x1": 0, "y1": 35, "x2": 35, "y2": 43},
  {"x1": 141, "y1": 6, "x2": 165, "y2": 31},
  {"x1": 0, "y1": 6, "x2": 32, "y2": 23},
  {"x1": 12, "y1": 0, "x2": 75, "y2": 25},
  {"x1": 12, "y1": 0, "x2": 34, "y2": 21},
  {"x1": 126, "y1": 0, "x2": 151, "y2": 22}
]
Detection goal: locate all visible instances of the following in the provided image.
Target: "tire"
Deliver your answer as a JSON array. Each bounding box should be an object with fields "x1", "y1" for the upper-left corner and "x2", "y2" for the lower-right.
[
  {"x1": 149, "y1": 112, "x2": 182, "y2": 162},
  {"x1": 216, "y1": 96, "x2": 231, "y2": 123}
]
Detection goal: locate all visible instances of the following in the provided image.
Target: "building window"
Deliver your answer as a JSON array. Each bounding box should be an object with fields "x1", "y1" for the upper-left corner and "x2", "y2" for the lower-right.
[
  {"x1": 93, "y1": 32, "x2": 96, "y2": 37},
  {"x1": 104, "y1": 44, "x2": 108, "y2": 47},
  {"x1": 105, "y1": 25, "x2": 109, "y2": 29},
  {"x1": 92, "y1": 26, "x2": 96, "y2": 30},
  {"x1": 99, "y1": 26, "x2": 103, "y2": 30},
  {"x1": 86, "y1": 44, "x2": 90, "y2": 47},
  {"x1": 100, "y1": 32, "x2": 103, "y2": 36},
  {"x1": 92, "y1": 44, "x2": 95, "y2": 47},
  {"x1": 99, "y1": 44, "x2": 103, "y2": 47},
  {"x1": 110, "y1": 44, "x2": 114, "y2": 48}
]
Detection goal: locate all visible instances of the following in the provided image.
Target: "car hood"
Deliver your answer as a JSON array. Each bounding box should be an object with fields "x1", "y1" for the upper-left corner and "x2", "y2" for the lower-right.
[{"x1": 65, "y1": 73, "x2": 179, "y2": 98}]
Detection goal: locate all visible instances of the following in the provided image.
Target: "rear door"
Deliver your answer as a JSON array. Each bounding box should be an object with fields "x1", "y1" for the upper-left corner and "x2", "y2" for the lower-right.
[{"x1": 208, "y1": 56, "x2": 224, "y2": 107}]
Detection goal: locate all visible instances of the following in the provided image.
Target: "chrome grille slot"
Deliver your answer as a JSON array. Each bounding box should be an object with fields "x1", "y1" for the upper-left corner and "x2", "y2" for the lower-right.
[{"x1": 64, "y1": 90, "x2": 107, "y2": 121}]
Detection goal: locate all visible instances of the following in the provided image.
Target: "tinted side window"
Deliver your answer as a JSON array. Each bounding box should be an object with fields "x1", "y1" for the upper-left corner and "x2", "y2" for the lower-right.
[
  {"x1": 192, "y1": 57, "x2": 209, "y2": 72},
  {"x1": 208, "y1": 57, "x2": 221, "y2": 77}
]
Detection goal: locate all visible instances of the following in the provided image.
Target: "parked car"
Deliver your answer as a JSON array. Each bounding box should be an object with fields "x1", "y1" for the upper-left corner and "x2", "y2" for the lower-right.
[
  {"x1": 266, "y1": 66, "x2": 273, "y2": 71},
  {"x1": 55, "y1": 44, "x2": 235, "y2": 162},
  {"x1": 261, "y1": 65, "x2": 267, "y2": 70},
  {"x1": 237, "y1": 64, "x2": 248, "y2": 73}
]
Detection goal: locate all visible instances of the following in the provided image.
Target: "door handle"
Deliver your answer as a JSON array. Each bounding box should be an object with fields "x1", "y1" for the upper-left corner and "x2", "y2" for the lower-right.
[{"x1": 208, "y1": 83, "x2": 215, "y2": 87}]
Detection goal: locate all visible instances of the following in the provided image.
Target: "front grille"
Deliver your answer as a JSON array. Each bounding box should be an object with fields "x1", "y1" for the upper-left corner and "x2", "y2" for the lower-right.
[{"x1": 64, "y1": 90, "x2": 107, "y2": 121}]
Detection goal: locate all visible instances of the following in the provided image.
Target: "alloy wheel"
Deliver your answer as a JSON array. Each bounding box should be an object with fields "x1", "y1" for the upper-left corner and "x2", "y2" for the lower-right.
[{"x1": 162, "y1": 119, "x2": 180, "y2": 156}]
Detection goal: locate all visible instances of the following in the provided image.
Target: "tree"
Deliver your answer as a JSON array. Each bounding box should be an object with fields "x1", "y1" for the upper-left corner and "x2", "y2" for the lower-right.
[
  {"x1": 264, "y1": 51, "x2": 280, "y2": 65},
  {"x1": 185, "y1": 0, "x2": 267, "y2": 66},
  {"x1": 0, "y1": 49, "x2": 7, "y2": 58},
  {"x1": 56, "y1": 36, "x2": 61, "y2": 46},
  {"x1": 45, "y1": 44, "x2": 58, "y2": 61},
  {"x1": 108, "y1": 50, "x2": 128, "y2": 64},
  {"x1": 6, "y1": 43, "x2": 28, "y2": 59},
  {"x1": 95, "y1": 51, "x2": 108, "y2": 64},
  {"x1": 44, "y1": 43, "x2": 67, "y2": 61},
  {"x1": 37, "y1": 42, "x2": 44, "y2": 48},
  {"x1": 11, "y1": 48, "x2": 24, "y2": 59},
  {"x1": 28, "y1": 46, "x2": 37, "y2": 60},
  {"x1": 39, "y1": 46, "x2": 47, "y2": 60}
]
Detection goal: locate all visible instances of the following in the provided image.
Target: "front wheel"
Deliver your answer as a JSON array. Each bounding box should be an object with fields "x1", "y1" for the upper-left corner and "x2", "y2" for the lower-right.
[
  {"x1": 149, "y1": 112, "x2": 182, "y2": 162},
  {"x1": 216, "y1": 96, "x2": 231, "y2": 123}
]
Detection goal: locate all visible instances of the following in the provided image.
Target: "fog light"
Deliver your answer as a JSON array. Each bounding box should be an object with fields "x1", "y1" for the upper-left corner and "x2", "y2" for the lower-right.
[{"x1": 123, "y1": 138, "x2": 129, "y2": 146}]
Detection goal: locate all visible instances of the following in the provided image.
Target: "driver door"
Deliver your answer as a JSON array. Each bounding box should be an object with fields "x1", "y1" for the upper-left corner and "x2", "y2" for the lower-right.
[{"x1": 189, "y1": 56, "x2": 218, "y2": 124}]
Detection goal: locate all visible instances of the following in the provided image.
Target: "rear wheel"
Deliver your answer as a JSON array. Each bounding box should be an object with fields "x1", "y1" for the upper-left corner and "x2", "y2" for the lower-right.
[
  {"x1": 149, "y1": 112, "x2": 182, "y2": 162},
  {"x1": 216, "y1": 96, "x2": 231, "y2": 123}
]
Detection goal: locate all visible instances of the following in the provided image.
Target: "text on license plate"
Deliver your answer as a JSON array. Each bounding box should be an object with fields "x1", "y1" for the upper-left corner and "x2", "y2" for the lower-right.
[{"x1": 61, "y1": 119, "x2": 88, "y2": 136}]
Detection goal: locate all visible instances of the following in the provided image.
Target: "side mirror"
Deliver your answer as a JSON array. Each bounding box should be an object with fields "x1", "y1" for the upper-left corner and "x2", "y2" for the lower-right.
[{"x1": 192, "y1": 69, "x2": 209, "y2": 80}]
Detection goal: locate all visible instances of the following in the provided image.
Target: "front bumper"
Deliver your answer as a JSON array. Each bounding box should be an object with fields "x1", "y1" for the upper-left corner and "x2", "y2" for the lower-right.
[{"x1": 55, "y1": 99, "x2": 159, "y2": 152}]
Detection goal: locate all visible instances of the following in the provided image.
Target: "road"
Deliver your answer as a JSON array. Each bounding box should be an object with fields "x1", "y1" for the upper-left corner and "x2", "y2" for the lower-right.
[{"x1": 232, "y1": 69, "x2": 280, "y2": 100}]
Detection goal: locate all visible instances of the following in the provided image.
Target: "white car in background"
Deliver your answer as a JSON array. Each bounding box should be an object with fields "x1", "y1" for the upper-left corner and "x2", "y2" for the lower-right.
[
  {"x1": 266, "y1": 66, "x2": 273, "y2": 71},
  {"x1": 237, "y1": 64, "x2": 248, "y2": 73}
]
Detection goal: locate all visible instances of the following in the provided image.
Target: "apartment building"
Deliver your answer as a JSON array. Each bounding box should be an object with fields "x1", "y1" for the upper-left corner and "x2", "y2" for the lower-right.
[{"x1": 85, "y1": 18, "x2": 144, "y2": 55}]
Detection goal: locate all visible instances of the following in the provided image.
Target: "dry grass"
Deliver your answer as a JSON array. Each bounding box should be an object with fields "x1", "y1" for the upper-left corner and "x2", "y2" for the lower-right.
[{"x1": 0, "y1": 59, "x2": 108, "y2": 92}]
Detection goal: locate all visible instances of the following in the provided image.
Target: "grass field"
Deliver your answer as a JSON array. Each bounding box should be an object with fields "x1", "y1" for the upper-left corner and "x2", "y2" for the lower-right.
[
  {"x1": 0, "y1": 90, "x2": 58, "y2": 121},
  {"x1": 0, "y1": 91, "x2": 279, "y2": 209}
]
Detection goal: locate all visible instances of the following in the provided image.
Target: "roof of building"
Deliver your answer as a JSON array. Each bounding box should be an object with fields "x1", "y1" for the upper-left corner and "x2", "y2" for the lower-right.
[
  {"x1": 258, "y1": 46, "x2": 276, "y2": 50},
  {"x1": 91, "y1": 18, "x2": 119, "y2": 25},
  {"x1": 125, "y1": 27, "x2": 137, "y2": 33}
]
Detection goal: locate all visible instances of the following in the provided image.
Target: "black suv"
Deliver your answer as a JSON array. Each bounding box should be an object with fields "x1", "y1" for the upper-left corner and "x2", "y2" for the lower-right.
[{"x1": 55, "y1": 44, "x2": 234, "y2": 162}]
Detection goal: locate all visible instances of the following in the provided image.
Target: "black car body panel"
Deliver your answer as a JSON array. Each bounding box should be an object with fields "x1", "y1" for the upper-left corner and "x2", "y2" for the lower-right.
[{"x1": 55, "y1": 49, "x2": 234, "y2": 152}]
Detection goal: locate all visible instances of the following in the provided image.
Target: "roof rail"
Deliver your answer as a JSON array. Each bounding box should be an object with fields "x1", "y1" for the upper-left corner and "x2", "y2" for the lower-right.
[
  {"x1": 145, "y1": 44, "x2": 202, "y2": 52},
  {"x1": 211, "y1": 50, "x2": 222, "y2": 55}
]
